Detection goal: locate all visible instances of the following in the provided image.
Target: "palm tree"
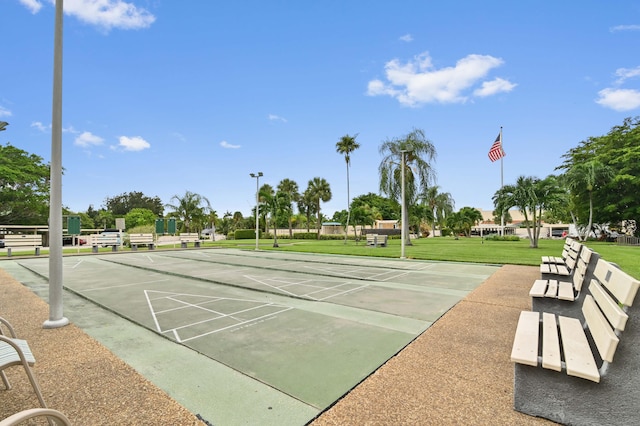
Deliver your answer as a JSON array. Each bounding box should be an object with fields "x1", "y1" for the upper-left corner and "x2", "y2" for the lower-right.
[
  {"x1": 563, "y1": 160, "x2": 614, "y2": 241},
  {"x1": 306, "y1": 177, "x2": 332, "y2": 239},
  {"x1": 421, "y1": 186, "x2": 454, "y2": 236},
  {"x1": 260, "y1": 189, "x2": 291, "y2": 247},
  {"x1": 165, "y1": 191, "x2": 211, "y2": 233},
  {"x1": 493, "y1": 175, "x2": 563, "y2": 247},
  {"x1": 298, "y1": 189, "x2": 316, "y2": 232},
  {"x1": 336, "y1": 134, "x2": 360, "y2": 243},
  {"x1": 379, "y1": 128, "x2": 437, "y2": 246},
  {"x1": 277, "y1": 178, "x2": 300, "y2": 238}
]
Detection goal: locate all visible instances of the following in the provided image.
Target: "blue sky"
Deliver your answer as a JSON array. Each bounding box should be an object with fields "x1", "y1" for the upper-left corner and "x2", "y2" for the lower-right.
[{"x1": 2, "y1": 0, "x2": 640, "y2": 218}]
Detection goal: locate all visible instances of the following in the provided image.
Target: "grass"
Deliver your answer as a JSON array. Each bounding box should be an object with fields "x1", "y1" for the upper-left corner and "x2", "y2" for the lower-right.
[{"x1": 3, "y1": 236, "x2": 638, "y2": 279}]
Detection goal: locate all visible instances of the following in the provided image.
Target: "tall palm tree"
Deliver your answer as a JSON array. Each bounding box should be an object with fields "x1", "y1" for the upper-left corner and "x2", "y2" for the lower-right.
[
  {"x1": 563, "y1": 160, "x2": 614, "y2": 241},
  {"x1": 298, "y1": 189, "x2": 317, "y2": 232},
  {"x1": 379, "y1": 128, "x2": 437, "y2": 246},
  {"x1": 258, "y1": 184, "x2": 274, "y2": 232},
  {"x1": 306, "y1": 177, "x2": 332, "y2": 239},
  {"x1": 336, "y1": 134, "x2": 360, "y2": 243},
  {"x1": 422, "y1": 186, "x2": 455, "y2": 236},
  {"x1": 165, "y1": 191, "x2": 211, "y2": 233},
  {"x1": 277, "y1": 178, "x2": 300, "y2": 238}
]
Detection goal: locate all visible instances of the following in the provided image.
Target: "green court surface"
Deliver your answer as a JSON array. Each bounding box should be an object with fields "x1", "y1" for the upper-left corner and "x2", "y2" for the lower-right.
[{"x1": 10, "y1": 249, "x2": 499, "y2": 425}]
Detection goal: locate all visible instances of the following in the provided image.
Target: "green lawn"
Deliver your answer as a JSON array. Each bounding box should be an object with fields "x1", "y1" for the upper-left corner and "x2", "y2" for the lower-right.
[
  {"x1": 206, "y1": 237, "x2": 640, "y2": 279},
  {"x1": 3, "y1": 236, "x2": 638, "y2": 279}
]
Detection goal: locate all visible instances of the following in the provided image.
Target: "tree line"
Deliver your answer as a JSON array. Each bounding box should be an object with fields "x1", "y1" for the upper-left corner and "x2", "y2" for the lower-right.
[{"x1": 2, "y1": 117, "x2": 639, "y2": 245}]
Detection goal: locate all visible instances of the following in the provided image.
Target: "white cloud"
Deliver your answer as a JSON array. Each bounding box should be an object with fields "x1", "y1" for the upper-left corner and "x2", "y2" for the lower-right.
[
  {"x1": 595, "y1": 88, "x2": 640, "y2": 111},
  {"x1": 220, "y1": 140, "x2": 240, "y2": 149},
  {"x1": 614, "y1": 66, "x2": 640, "y2": 84},
  {"x1": 367, "y1": 52, "x2": 514, "y2": 106},
  {"x1": 473, "y1": 77, "x2": 517, "y2": 97},
  {"x1": 31, "y1": 121, "x2": 49, "y2": 132},
  {"x1": 75, "y1": 131, "x2": 104, "y2": 147},
  {"x1": 268, "y1": 114, "x2": 287, "y2": 123},
  {"x1": 118, "y1": 135, "x2": 150, "y2": 151},
  {"x1": 0, "y1": 106, "x2": 12, "y2": 118},
  {"x1": 19, "y1": 0, "x2": 43, "y2": 13},
  {"x1": 399, "y1": 34, "x2": 413, "y2": 42},
  {"x1": 21, "y1": 0, "x2": 155, "y2": 31},
  {"x1": 610, "y1": 24, "x2": 640, "y2": 32}
]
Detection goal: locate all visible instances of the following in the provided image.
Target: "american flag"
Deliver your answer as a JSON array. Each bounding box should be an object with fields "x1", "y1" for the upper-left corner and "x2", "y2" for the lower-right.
[{"x1": 488, "y1": 133, "x2": 505, "y2": 162}]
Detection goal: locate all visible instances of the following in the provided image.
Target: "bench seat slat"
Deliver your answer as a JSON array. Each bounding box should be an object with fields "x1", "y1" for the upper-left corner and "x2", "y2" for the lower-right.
[
  {"x1": 557, "y1": 281, "x2": 575, "y2": 301},
  {"x1": 542, "y1": 313, "x2": 561, "y2": 371},
  {"x1": 511, "y1": 311, "x2": 539, "y2": 367},
  {"x1": 558, "y1": 316, "x2": 599, "y2": 382},
  {"x1": 544, "y1": 280, "x2": 558, "y2": 298},
  {"x1": 529, "y1": 280, "x2": 548, "y2": 297}
]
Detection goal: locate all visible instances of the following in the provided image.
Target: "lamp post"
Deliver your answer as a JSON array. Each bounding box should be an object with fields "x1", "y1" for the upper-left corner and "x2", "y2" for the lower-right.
[
  {"x1": 250, "y1": 172, "x2": 263, "y2": 250},
  {"x1": 400, "y1": 149, "x2": 410, "y2": 260}
]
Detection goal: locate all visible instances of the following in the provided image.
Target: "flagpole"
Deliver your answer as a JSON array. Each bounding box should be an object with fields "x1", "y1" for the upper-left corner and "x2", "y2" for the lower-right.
[{"x1": 500, "y1": 126, "x2": 504, "y2": 236}]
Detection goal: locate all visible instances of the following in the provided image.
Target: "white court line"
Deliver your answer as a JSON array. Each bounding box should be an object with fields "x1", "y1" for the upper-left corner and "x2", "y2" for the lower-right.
[
  {"x1": 315, "y1": 284, "x2": 369, "y2": 301},
  {"x1": 244, "y1": 275, "x2": 301, "y2": 297},
  {"x1": 178, "y1": 307, "x2": 293, "y2": 343},
  {"x1": 154, "y1": 296, "x2": 225, "y2": 315},
  {"x1": 83, "y1": 278, "x2": 170, "y2": 292},
  {"x1": 145, "y1": 255, "x2": 154, "y2": 263},
  {"x1": 70, "y1": 260, "x2": 84, "y2": 269},
  {"x1": 164, "y1": 302, "x2": 281, "y2": 334},
  {"x1": 144, "y1": 290, "x2": 163, "y2": 333}
]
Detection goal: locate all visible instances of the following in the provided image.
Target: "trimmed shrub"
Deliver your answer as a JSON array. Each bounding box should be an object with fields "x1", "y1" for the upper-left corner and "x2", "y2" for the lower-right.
[{"x1": 235, "y1": 229, "x2": 262, "y2": 239}]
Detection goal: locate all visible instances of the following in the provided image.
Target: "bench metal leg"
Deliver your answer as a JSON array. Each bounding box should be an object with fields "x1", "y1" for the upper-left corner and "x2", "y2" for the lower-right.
[
  {"x1": 92, "y1": 246, "x2": 98, "y2": 253},
  {"x1": 181, "y1": 242, "x2": 187, "y2": 249},
  {"x1": 131, "y1": 244, "x2": 138, "y2": 251},
  {"x1": 6, "y1": 248, "x2": 11, "y2": 257}
]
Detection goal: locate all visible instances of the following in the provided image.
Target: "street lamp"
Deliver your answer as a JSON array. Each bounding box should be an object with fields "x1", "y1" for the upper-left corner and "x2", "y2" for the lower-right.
[{"x1": 250, "y1": 172, "x2": 263, "y2": 250}]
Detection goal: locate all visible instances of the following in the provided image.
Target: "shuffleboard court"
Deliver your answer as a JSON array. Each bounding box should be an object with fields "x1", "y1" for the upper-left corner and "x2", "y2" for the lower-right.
[{"x1": 15, "y1": 249, "x2": 499, "y2": 415}]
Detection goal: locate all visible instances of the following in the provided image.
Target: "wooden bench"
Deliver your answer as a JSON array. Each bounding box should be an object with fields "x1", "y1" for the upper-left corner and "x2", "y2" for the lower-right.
[
  {"x1": 530, "y1": 247, "x2": 600, "y2": 319},
  {"x1": 3, "y1": 235, "x2": 43, "y2": 257},
  {"x1": 366, "y1": 234, "x2": 387, "y2": 247},
  {"x1": 129, "y1": 233, "x2": 155, "y2": 251},
  {"x1": 512, "y1": 258, "x2": 640, "y2": 425},
  {"x1": 541, "y1": 237, "x2": 575, "y2": 264},
  {"x1": 179, "y1": 233, "x2": 201, "y2": 248},
  {"x1": 89, "y1": 235, "x2": 120, "y2": 252},
  {"x1": 539, "y1": 239, "x2": 581, "y2": 278}
]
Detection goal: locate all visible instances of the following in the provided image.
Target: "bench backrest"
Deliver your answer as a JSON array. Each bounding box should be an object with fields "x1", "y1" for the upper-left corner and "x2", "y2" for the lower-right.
[
  {"x1": 179, "y1": 233, "x2": 199, "y2": 241},
  {"x1": 129, "y1": 233, "x2": 154, "y2": 243},
  {"x1": 583, "y1": 258, "x2": 640, "y2": 364},
  {"x1": 3, "y1": 234, "x2": 43, "y2": 246}
]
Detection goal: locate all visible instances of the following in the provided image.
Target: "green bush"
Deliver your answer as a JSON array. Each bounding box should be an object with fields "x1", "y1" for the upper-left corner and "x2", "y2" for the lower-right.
[
  {"x1": 235, "y1": 229, "x2": 261, "y2": 239},
  {"x1": 484, "y1": 234, "x2": 521, "y2": 241},
  {"x1": 293, "y1": 232, "x2": 319, "y2": 239}
]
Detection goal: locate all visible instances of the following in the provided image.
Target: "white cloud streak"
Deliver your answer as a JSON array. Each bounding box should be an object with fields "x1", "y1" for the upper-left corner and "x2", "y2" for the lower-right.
[
  {"x1": 21, "y1": 0, "x2": 155, "y2": 31},
  {"x1": 220, "y1": 140, "x2": 240, "y2": 149},
  {"x1": 19, "y1": 0, "x2": 42, "y2": 13},
  {"x1": 0, "y1": 106, "x2": 12, "y2": 118},
  {"x1": 75, "y1": 131, "x2": 105, "y2": 147},
  {"x1": 118, "y1": 135, "x2": 150, "y2": 151},
  {"x1": 610, "y1": 24, "x2": 640, "y2": 32},
  {"x1": 268, "y1": 114, "x2": 287, "y2": 123},
  {"x1": 596, "y1": 88, "x2": 640, "y2": 111},
  {"x1": 367, "y1": 52, "x2": 515, "y2": 106},
  {"x1": 399, "y1": 34, "x2": 413, "y2": 42},
  {"x1": 31, "y1": 121, "x2": 49, "y2": 132}
]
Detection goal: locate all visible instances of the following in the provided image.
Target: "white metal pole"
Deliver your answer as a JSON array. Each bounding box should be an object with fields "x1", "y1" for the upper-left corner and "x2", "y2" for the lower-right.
[
  {"x1": 250, "y1": 172, "x2": 262, "y2": 250},
  {"x1": 500, "y1": 126, "x2": 504, "y2": 237},
  {"x1": 400, "y1": 150, "x2": 407, "y2": 259},
  {"x1": 44, "y1": 0, "x2": 69, "y2": 329}
]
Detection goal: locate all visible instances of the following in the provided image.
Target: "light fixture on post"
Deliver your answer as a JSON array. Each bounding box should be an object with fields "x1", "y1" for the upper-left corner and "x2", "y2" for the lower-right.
[{"x1": 250, "y1": 172, "x2": 263, "y2": 250}]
